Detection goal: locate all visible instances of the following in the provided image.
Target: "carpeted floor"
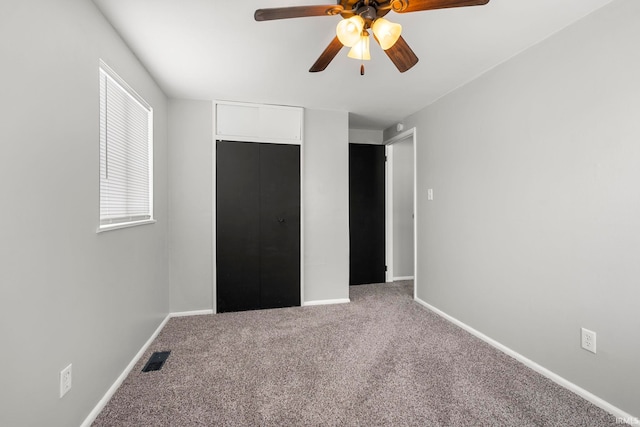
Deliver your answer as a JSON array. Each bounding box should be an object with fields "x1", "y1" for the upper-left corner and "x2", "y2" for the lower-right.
[{"x1": 94, "y1": 281, "x2": 618, "y2": 426}]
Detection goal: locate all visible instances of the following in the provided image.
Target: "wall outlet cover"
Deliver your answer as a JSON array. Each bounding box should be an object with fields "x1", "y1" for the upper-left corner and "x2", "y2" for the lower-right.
[
  {"x1": 60, "y1": 364, "x2": 72, "y2": 398},
  {"x1": 581, "y1": 328, "x2": 597, "y2": 354}
]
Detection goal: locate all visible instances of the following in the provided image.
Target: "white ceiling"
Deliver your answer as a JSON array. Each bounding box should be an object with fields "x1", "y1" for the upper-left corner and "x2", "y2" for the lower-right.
[{"x1": 93, "y1": 0, "x2": 615, "y2": 130}]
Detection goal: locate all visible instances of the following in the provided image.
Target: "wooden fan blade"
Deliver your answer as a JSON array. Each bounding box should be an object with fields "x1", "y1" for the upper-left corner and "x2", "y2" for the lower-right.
[
  {"x1": 309, "y1": 36, "x2": 344, "y2": 72},
  {"x1": 391, "y1": 0, "x2": 489, "y2": 14},
  {"x1": 255, "y1": 5, "x2": 343, "y2": 21},
  {"x1": 378, "y1": 35, "x2": 419, "y2": 72}
]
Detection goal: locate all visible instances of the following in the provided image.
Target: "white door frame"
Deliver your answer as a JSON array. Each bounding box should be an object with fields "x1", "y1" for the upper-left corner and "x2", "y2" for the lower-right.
[{"x1": 384, "y1": 128, "x2": 417, "y2": 298}]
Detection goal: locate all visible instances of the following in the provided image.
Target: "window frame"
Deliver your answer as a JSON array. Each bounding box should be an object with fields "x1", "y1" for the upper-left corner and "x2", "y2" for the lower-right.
[{"x1": 97, "y1": 60, "x2": 155, "y2": 233}]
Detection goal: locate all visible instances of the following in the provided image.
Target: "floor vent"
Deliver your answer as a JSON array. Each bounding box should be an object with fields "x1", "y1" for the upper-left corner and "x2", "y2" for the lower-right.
[{"x1": 142, "y1": 351, "x2": 171, "y2": 372}]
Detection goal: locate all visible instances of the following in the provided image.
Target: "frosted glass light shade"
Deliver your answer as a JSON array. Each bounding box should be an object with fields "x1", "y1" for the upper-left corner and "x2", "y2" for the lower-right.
[
  {"x1": 371, "y1": 18, "x2": 402, "y2": 50},
  {"x1": 347, "y1": 34, "x2": 371, "y2": 60},
  {"x1": 336, "y1": 16, "x2": 364, "y2": 47}
]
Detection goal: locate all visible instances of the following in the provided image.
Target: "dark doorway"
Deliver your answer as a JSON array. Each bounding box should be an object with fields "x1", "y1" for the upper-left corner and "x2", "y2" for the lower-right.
[
  {"x1": 216, "y1": 141, "x2": 301, "y2": 312},
  {"x1": 349, "y1": 143, "x2": 386, "y2": 285}
]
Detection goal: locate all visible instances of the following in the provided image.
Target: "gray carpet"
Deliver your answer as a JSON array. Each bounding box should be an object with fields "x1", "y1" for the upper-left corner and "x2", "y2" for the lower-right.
[{"x1": 94, "y1": 281, "x2": 617, "y2": 426}]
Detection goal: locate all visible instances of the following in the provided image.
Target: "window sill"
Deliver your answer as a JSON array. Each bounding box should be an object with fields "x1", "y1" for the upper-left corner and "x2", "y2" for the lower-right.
[{"x1": 96, "y1": 219, "x2": 156, "y2": 234}]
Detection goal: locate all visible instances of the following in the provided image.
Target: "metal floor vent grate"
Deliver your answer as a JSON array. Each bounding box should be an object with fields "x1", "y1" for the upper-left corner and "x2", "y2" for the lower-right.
[{"x1": 142, "y1": 351, "x2": 171, "y2": 372}]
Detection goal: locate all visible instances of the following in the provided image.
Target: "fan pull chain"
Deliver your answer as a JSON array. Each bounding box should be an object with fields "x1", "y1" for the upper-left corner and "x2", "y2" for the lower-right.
[{"x1": 360, "y1": 63, "x2": 365, "y2": 75}]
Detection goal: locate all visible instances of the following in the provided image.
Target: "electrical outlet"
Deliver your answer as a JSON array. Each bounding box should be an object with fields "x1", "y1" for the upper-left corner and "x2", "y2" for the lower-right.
[
  {"x1": 60, "y1": 364, "x2": 72, "y2": 398},
  {"x1": 581, "y1": 328, "x2": 596, "y2": 354}
]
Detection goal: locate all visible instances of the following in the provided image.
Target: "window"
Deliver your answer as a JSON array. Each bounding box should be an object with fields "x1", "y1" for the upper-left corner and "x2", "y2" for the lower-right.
[{"x1": 98, "y1": 61, "x2": 154, "y2": 231}]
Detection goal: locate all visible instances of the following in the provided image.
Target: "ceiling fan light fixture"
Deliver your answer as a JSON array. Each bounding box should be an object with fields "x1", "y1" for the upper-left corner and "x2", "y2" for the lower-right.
[
  {"x1": 336, "y1": 15, "x2": 364, "y2": 47},
  {"x1": 347, "y1": 33, "x2": 371, "y2": 61},
  {"x1": 372, "y1": 18, "x2": 402, "y2": 50}
]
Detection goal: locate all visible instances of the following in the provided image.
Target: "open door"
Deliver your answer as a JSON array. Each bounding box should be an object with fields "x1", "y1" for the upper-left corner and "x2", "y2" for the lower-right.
[{"x1": 349, "y1": 143, "x2": 386, "y2": 285}]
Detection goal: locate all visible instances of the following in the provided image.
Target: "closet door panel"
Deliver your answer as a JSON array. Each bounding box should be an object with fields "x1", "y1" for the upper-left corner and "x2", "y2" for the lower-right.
[
  {"x1": 216, "y1": 141, "x2": 261, "y2": 312},
  {"x1": 259, "y1": 143, "x2": 301, "y2": 309}
]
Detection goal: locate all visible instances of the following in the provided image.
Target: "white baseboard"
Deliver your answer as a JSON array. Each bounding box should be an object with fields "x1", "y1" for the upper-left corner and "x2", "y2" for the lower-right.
[
  {"x1": 80, "y1": 314, "x2": 170, "y2": 427},
  {"x1": 170, "y1": 309, "x2": 214, "y2": 318},
  {"x1": 303, "y1": 298, "x2": 350, "y2": 307},
  {"x1": 393, "y1": 276, "x2": 414, "y2": 281},
  {"x1": 414, "y1": 297, "x2": 639, "y2": 425}
]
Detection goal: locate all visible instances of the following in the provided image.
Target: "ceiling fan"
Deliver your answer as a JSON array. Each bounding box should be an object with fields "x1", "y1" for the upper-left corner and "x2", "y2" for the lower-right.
[{"x1": 255, "y1": 0, "x2": 490, "y2": 74}]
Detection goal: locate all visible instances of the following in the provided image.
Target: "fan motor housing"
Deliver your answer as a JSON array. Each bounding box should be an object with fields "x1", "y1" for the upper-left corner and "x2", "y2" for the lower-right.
[
  {"x1": 358, "y1": 5, "x2": 378, "y2": 21},
  {"x1": 340, "y1": 0, "x2": 391, "y2": 19}
]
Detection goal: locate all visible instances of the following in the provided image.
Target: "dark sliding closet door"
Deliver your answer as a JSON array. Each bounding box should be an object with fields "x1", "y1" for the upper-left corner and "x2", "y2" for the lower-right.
[
  {"x1": 258, "y1": 144, "x2": 301, "y2": 309},
  {"x1": 216, "y1": 141, "x2": 300, "y2": 313},
  {"x1": 216, "y1": 142, "x2": 260, "y2": 311},
  {"x1": 349, "y1": 143, "x2": 386, "y2": 285}
]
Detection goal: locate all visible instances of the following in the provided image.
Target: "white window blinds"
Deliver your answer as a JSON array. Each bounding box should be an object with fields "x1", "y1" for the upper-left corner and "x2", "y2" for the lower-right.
[{"x1": 99, "y1": 62, "x2": 153, "y2": 229}]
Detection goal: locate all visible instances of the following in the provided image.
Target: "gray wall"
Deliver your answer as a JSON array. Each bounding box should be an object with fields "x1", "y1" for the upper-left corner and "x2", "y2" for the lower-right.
[
  {"x1": 384, "y1": 0, "x2": 639, "y2": 417},
  {"x1": 168, "y1": 100, "x2": 213, "y2": 312},
  {"x1": 392, "y1": 137, "x2": 415, "y2": 279},
  {"x1": 168, "y1": 103, "x2": 350, "y2": 307},
  {"x1": 0, "y1": 2, "x2": 169, "y2": 427},
  {"x1": 304, "y1": 109, "x2": 350, "y2": 302},
  {"x1": 349, "y1": 128, "x2": 384, "y2": 145}
]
